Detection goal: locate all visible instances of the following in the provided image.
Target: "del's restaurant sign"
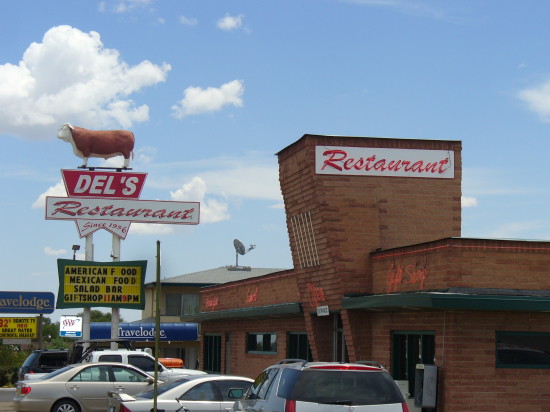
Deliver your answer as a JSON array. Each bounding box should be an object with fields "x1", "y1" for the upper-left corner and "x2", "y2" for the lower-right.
[
  {"x1": 315, "y1": 146, "x2": 454, "y2": 178},
  {"x1": 56, "y1": 259, "x2": 146, "y2": 310}
]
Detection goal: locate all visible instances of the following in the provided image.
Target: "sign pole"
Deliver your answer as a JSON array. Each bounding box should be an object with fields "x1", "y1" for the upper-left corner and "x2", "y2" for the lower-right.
[
  {"x1": 111, "y1": 234, "x2": 121, "y2": 350},
  {"x1": 82, "y1": 234, "x2": 94, "y2": 347}
]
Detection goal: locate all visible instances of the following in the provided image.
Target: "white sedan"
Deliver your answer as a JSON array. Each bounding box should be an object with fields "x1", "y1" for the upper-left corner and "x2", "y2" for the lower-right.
[
  {"x1": 108, "y1": 375, "x2": 253, "y2": 412},
  {"x1": 14, "y1": 362, "x2": 160, "y2": 412}
]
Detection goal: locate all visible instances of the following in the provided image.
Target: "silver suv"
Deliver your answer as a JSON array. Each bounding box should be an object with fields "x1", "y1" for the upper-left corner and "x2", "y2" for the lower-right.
[{"x1": 233, "y1": 359, "x2": 409, "y2": 412}]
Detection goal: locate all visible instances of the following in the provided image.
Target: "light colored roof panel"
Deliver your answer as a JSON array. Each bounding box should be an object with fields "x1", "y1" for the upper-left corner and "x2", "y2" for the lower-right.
[{"x1": 146, "y1": 266, "x2": 288, "y2": 287}]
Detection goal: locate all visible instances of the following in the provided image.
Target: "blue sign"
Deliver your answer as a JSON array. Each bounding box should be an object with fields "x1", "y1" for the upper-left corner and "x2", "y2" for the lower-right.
[
  {"x1": 0, "y1": 292, "x2": 55, "y2": 314},
  {"x1": 90, "y1": 322, "x2": 198, "y2": 341}
]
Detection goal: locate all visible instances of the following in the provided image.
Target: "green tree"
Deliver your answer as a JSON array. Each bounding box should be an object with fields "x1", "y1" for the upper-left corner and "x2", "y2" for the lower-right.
[{"x1": 75, "y1": 310, "x2": 124, "y2": 322}]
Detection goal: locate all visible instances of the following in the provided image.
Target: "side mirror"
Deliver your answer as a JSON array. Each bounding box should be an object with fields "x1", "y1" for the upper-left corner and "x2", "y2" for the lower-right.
[
  {"x1": 228, "y1": 388, "x2": 244, "y2": 399},
  {"x1": 146, "y1": 377, "x2": 155, "y2": 384}
]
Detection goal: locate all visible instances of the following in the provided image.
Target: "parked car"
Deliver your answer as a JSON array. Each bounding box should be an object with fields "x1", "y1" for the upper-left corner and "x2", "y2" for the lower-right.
[
  {"x1": 17, "y1": 349, "x2": 68, "y2": 381},
  {"x1": 18, "y1": 339, "x2": 136, "y2": 381},
  {"x1": 232, "y1": 359, "x2": 409, "y2": 412},
  {"x1": 14, "y1": 362, "x2": 160, "y2": 412},
  {"x1": 83, "y1": 350, "x2": 205, "y2": 381},
  {"x1": 108, "y1": 374, "x2": 253, "y2": 412},
  {"x1": 24, "y1": 349, "x2": 205, "y2": 381}
]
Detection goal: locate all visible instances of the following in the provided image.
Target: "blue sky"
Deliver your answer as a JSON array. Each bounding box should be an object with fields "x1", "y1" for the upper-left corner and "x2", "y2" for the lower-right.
[{"x1": 2, "y1": 0, "x2": 550, "y2": 322}]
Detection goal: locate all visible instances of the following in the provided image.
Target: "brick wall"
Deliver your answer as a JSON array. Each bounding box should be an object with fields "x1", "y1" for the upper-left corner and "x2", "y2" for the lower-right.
[
  {"x1": 277, "y1": 135, "x2": 462, "y2": 313},
  {"x1": 371, "y1": 238, "x2": 550, "y2": 294},
  {"x1": 200, "y1": 270, "x2": 297, "y2": 312},
  {"x1": 201, "y1": 315, "x2": 306, "y2": 379},
  {"x1": 367, "y1": 310, "x2": 550, "y2": 412}
]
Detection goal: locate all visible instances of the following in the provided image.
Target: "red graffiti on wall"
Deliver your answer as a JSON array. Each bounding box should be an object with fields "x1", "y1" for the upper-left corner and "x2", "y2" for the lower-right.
[
  {"x1": 205, "y1": 296, "x2": 219, "y2": 310},
  {"x1": 246, "y1": 287, "x2": 258, "y2": 303},
  {"x1": 308, "y1": 283, "x2": 327, "y2": 308},
  {"x1": 386, "y1": 263, "x2": 427, "y2": 293}
]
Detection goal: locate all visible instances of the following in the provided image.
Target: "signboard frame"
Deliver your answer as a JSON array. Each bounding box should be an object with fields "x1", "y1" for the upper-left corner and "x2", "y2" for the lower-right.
[
  {"x1": 0, "y1": 292, "x2": 55, "y2": 314},
  {"x1": 56, "y1": 259, "x2": 147, "y2": 310}
]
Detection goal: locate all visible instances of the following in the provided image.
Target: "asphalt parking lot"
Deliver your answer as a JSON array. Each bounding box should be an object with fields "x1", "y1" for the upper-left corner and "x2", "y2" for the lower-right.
[{"x1": 0, "y1": 389, "x2": 14, "y2": 412}]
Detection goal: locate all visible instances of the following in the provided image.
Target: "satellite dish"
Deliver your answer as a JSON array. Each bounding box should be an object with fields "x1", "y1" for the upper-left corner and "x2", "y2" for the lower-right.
[
  {"x1": 233, "y1": 239, "x2": 256, "y2": 267},
  {"x1": 234, "y1": 239, "x2": 246, "y2": 255}
]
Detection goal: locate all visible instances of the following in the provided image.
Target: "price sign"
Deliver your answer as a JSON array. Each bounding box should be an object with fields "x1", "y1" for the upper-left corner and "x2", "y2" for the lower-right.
[{"x1": 0, "y1": 317, "x2": 37, "y2": 339}]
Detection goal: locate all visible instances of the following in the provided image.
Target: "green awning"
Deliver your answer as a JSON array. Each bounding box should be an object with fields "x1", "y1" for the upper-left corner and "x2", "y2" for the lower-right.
[
  {"x1": 342, "y1": 292, "x2": 550, "y2": 312},
  {"x1": 184, "y1": 302, "x2": 302, "y2": 322}
]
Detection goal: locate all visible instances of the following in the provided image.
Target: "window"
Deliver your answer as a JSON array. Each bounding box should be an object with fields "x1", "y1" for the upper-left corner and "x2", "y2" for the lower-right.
[
  {"x1": 179, "y1": 381, "x2": 218, "y2": 401},
  {"x1": 112, "y1": 366, "x2": 149, "y2": 382},
  {"x1": 496, "y1": 332, "x2": 550, "y2": 368},
  {"x1": 166, "y1": 293, "x2": 199, "y2": 316},
  {"x1": 70, "y1": 365, "x2": 109, "y2": 382},
  {"x1": 217, "y1": 379, "x2": 253, "y2": 401},
  {"x1": 246, "y1": 368, "x2": 279, "y2": 400},
  {"x1": 98, "y1": 354, "x2": 122, "y2": 362},
  {"x1": 128, "y1": 355, "x2": 156, "y2": 373},
  {"x1": 247, "y1": 333, "x2": 277, "y2": 354},
  {"x1": 391, "y1": 331, "x2": 435, "y2": 398},
  {"x1": 288, "y1": 332, "x2": 312, "y2": 361},
  {"x1": 204, "y1": 334, "x2": 222, "y2": 373}
]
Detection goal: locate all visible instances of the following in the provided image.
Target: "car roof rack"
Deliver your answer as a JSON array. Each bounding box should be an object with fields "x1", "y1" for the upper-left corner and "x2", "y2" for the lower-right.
[
  {"x1": 277, "y1": 358, "x2": 309, "y2": 366},
  {"x1": 69, "y1": 339, "x2": 135, "y2": 364},
  {"x1": 356, "y1": 360, "x2": 384, "y2": 368}
]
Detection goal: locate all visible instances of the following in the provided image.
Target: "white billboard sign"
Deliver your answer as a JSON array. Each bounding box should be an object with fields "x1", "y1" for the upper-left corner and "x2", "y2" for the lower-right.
[
  {"x1": 59, "y1": 315, "x2": 83, "y2": 338},
  {"x1": 316, "y1": 146, "x2": 454, "y2": 178},
  {"x1": 45, "y1": 196, "x2": 200, "y2": 238}
]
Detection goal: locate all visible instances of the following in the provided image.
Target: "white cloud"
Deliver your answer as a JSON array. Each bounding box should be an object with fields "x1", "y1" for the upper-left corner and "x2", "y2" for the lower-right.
[
  {"x1": 179, "y1": 16, "x2": 198, "y2": 26},
  {"x1": 114, "y1": 0, "x2": 154, "y2": 13},
  {"x1": 461, "y1": 196, "x2": 478, "y2": 208},
  {"x1": 129, "y1": 223, "x2": 176, "y2": 235},
  {"x1": 341, "y1": 0, "x2": 447, "y2": 19},
  {"x1": 216, "y1": 14, "x2": 244, "y2": 31},
  {"x1": 44, "y1": 246, "x2": 67, "y2": 256},
  {"x1": 0, "y1": 25, "x2": 171, "y2": 139},
  {"x1": 32, "y1": 181, "x2": 66, "y2": 209},
  {"x1": 145, "y1": 153, "x2": 283, "y2": 202},
  {"x1": 170, "y1": 177, "x2": 229, "y2": 223},
  {"x1": 172, "y1": 80, "x2": 244, "y2": 118},
  {"x1": 518, "y1": 81, "x2": 550, "y2": 122}
]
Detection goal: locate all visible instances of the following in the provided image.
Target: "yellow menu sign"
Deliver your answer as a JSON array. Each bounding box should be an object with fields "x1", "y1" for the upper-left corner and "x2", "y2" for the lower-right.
[
  {"x1": 56, "y1": 259, "x2": 147, "y2": 309},
  {"x1": 0, "y1": 317, "x2": 37, "y2": 339}
]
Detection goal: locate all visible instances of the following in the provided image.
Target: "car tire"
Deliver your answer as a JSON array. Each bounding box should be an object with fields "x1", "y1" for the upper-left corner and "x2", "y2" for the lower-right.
[{"x1": 51, "y1": 399, "x2": 81, "y2": 412}]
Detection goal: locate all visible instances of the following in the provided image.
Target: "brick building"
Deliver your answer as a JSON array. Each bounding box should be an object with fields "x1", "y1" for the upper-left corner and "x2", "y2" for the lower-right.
[{"x1": 190, "y1": 134, "x2": 550, "y2": 411}]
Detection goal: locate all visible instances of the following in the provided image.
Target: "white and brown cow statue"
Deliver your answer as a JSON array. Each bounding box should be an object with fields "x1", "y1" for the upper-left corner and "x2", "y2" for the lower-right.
[{"x1": 57, "y1": 123, "x2": 135, "y2": 168}]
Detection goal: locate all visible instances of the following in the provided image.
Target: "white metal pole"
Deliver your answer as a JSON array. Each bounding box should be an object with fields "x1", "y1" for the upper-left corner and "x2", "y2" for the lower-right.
[
  {"x1": 111, "y1": 234, "x2": 121, "y2": 350},
  {"x1": 83, "y1": 234, "x2": 94, "y2": 348}
]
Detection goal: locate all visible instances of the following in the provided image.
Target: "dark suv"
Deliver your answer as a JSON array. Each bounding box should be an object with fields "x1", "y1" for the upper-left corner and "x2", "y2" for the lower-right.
[
  {"x1": 17, "y1": 349, "x2": 68, "y2": 381},
  {"x1": 233, "y1": 359, "x2": 409, "y2": 412}
]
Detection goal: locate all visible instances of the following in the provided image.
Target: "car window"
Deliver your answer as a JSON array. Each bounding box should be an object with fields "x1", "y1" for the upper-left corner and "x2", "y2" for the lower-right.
[
  {"x1": 134, "y1": 378, "x2": 193, "y2": 399},
  {"x1": 179, "y1": 381, "x2": 218, "y2": 401},
  {"x1": 257, "y1": 368, "x2": 278, "y2": 399},
  {"x1": 21, "y1": 352, "x2": 39, "y2": 368},
  {"x1": 247, "y1": 368, "x2": 279, "y2": 400},
  {"x1": 112, "y1": 366, "x2": 149, "y2": 383},
  {"x1": 98, "y1": 354, "x2": 122, "y2": 362},
  {"x1": 39, "y1": 352, "x2": 67, "y2": 367},
  {"x1": 128, "y1": 355, "x2": 155, "y2": 372},
  {"x1": 70, "y1": 365, "x2": 110, "y2": 382},
  {"x1": 217, "y1": 379, "x2": 252, "y2": 401},
  {"x1": 288, "y1": 370, "x2": 404, "y2": 406},
  {"x1": 277, "y1": 369, "x2": 301, "y2": 398}
]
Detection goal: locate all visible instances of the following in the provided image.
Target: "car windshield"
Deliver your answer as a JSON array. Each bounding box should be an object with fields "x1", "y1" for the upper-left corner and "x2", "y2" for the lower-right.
[
  {"x1": 21, "y1": 352, "x2": 39, "y2": 368},
  {"x1": 134, "y1": 377, "x2": 193, "y2": 399},
  {"x1": 283, "y1": 369, "x2": 404, "y2": 406},
  {"x1": 39, "y1": 365, "x2": 75, "y2": 380}
]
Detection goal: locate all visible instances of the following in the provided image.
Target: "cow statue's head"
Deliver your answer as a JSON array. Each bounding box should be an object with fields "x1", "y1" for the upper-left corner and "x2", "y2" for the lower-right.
[{"x1": 57, "y1": 123, "x2": 74, "y2": 142}]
